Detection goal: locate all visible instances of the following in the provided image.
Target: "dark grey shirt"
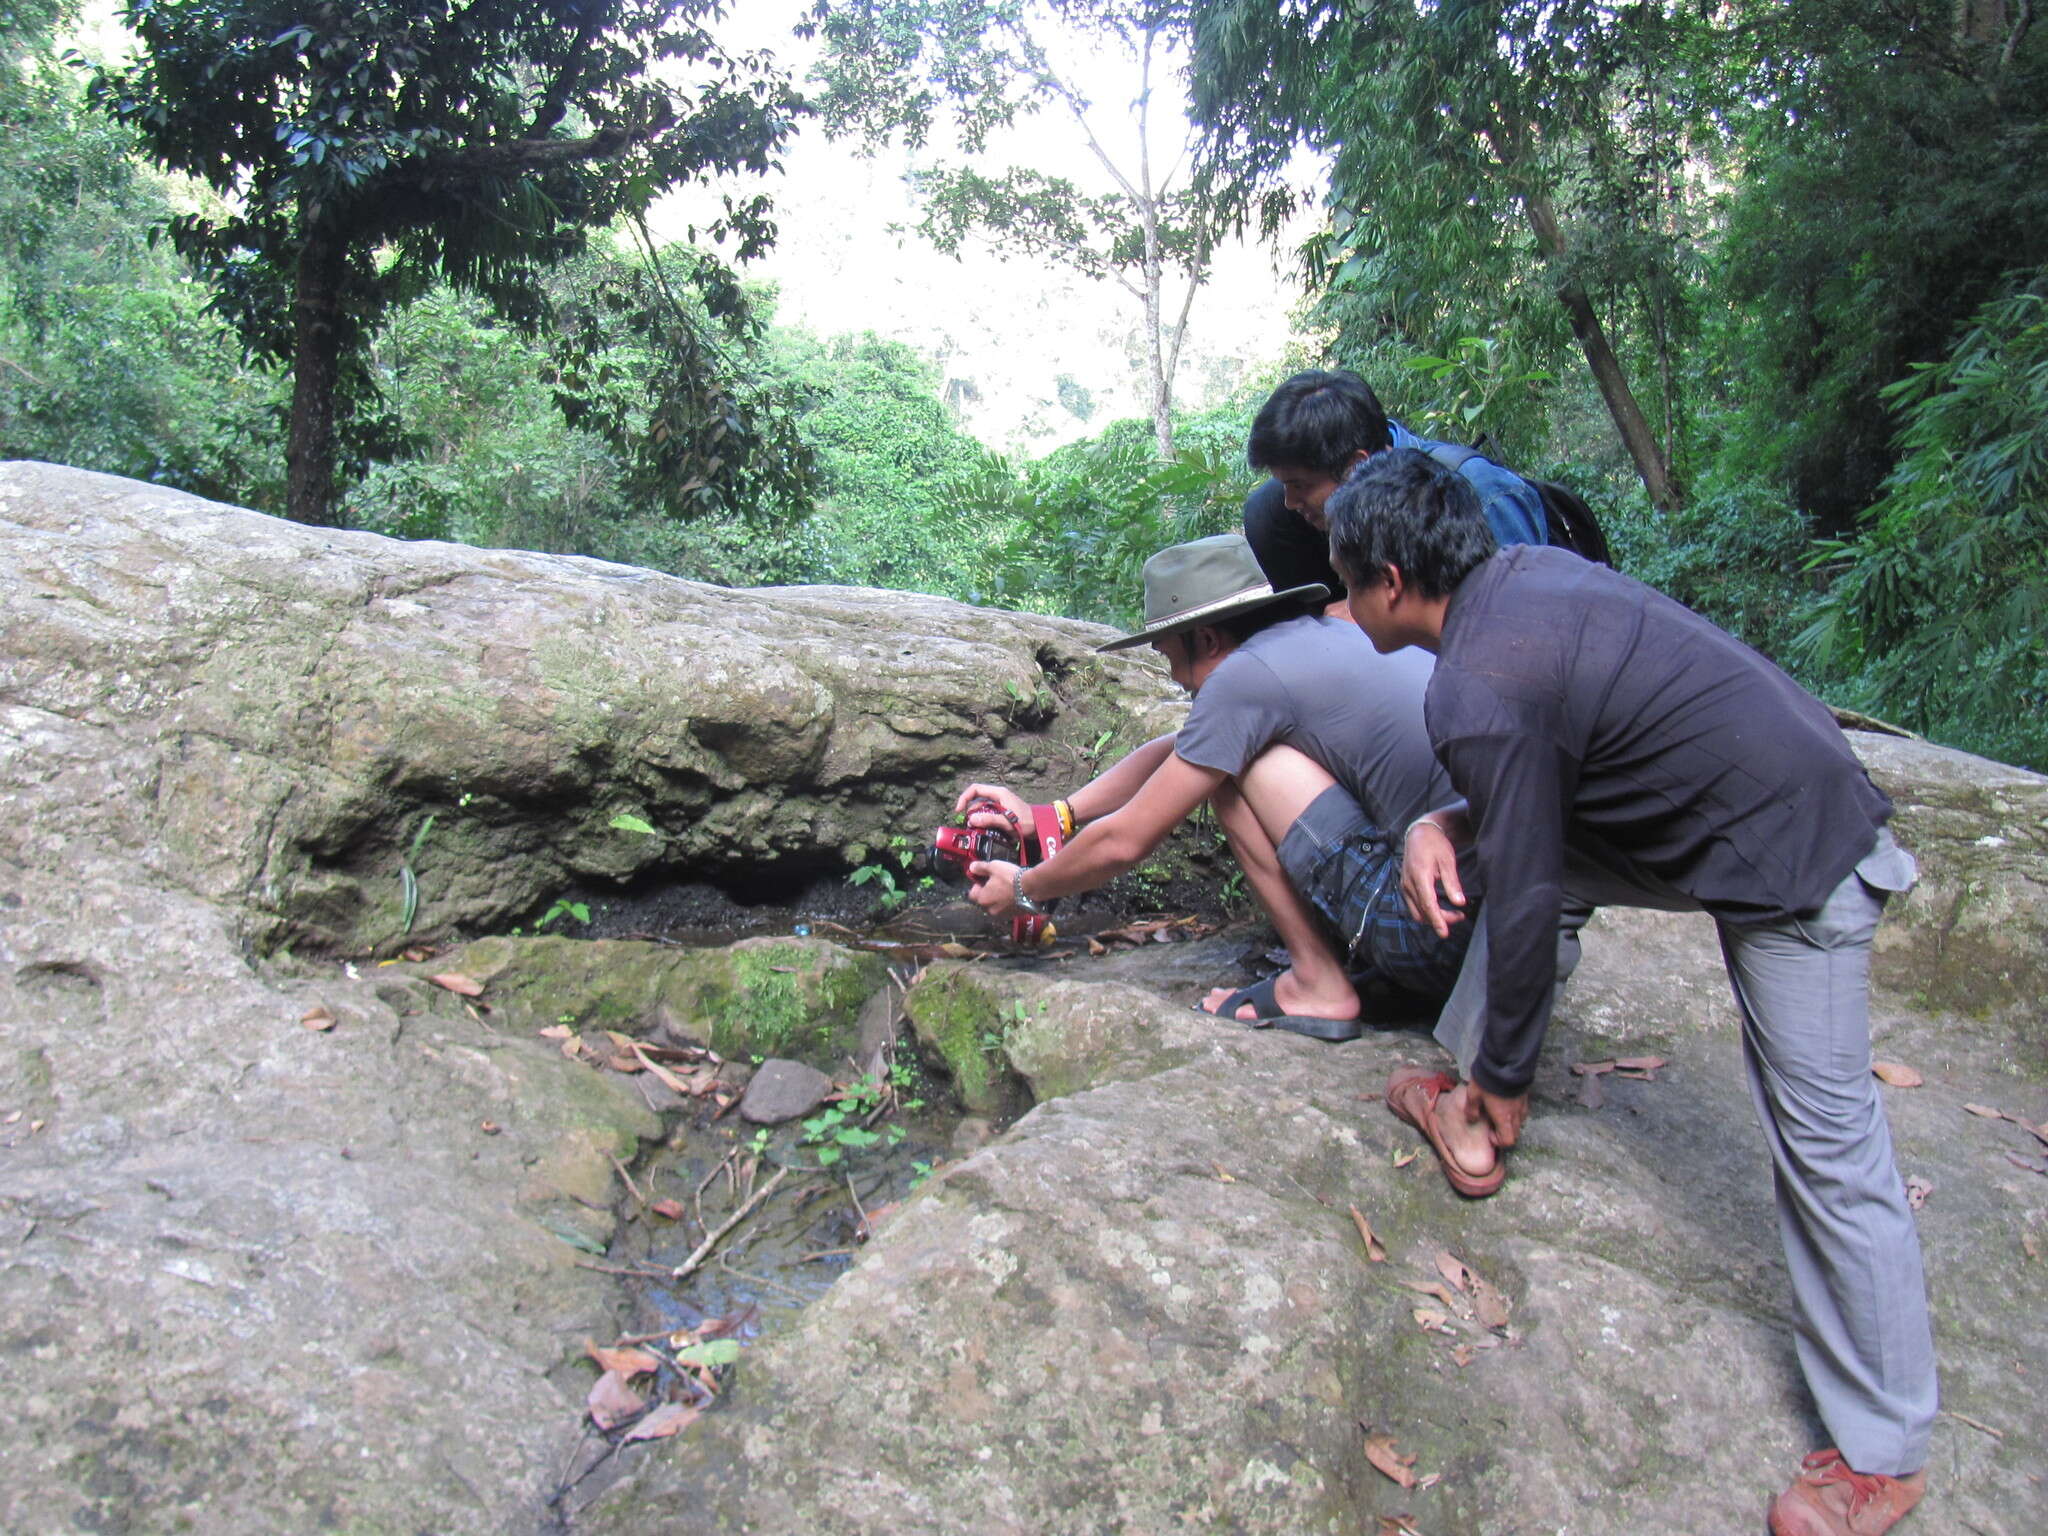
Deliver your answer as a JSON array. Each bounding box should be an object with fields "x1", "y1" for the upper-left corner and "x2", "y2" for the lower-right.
[
  {"x1": 1175, "y1": 613, "x2": 1451, "y2": 832},
  {"x1": 1428, "y1": 547, "x2": 1892, "y2": 1095}
]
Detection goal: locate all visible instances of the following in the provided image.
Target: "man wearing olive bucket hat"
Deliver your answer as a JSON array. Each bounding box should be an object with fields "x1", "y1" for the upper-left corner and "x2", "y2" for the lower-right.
[{"x1": 955, "y1": 532, "x2": 1479, "y2": 1038}]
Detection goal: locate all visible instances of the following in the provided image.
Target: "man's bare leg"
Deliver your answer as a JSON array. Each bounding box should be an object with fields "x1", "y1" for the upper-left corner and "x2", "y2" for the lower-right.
[{"x1": 1198, "y1": 746, "x2": 1361, "y2": 1023}]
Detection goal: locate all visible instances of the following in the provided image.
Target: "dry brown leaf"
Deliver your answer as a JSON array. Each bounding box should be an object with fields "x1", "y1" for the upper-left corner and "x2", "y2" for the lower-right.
[
  {"x1": 630, "y1": 1043, "x2": 693, "y2": 1095},
  {"x1": 1361, "y1": 1428, "x2": 1419, "y2": 1488},
  {"x1": 603, "y1": 1030, "x2": 636, "y2": 1051},
  {"x1": 559, "y1": 1035, "x2": 584, "y2": 1059},
  {"x1": 1963, "y1": 1103, "x2": 2006, "y2": 1119},
  {"x1": 1211, "y1": 1162, "x2": 1237, "y2": 1183},
  {"x1": 1398, "y1": 1279, "x2": 1461, "y2": 1311},
  {"x1": 1469, "y1": 1276, "x2": 1512, "y2": 1330},
  {"x1": 1873, "y1": 1061, "x2": 1924, "y2": 1088},
  {"x1": 1393, "y1": 1147, "x2": 1420, "y2": 1168},
  {"x1": 650, "y1": 1198, "x2": 685, "y2": 1220},
  {"x1": 2027, "y1": 1121, "x2": 2048, "y2": 1149},
  {"x1": 586, "y1": 1369, "x2": 646, "y2": 1430},
  {"x1": 1614, "y1": 1069, "x2": 1655, "y2": 1081},
  {"x1": 1086, "y1": 937, "x2": 1107, "y2": 956},
  {"x1": 1416, "y1": 1473, "x2": 1442, "y2": 1492},
  {"x1": 623, "y1": 1402, "x2": 700, "y2": 1442},
  {"x1": 936, "y1": 942, "x2": 978, "y2": 958},
  {"x1": 1435, "y1": 1250, "x2": 1474, "y2": 1293},
  {"x1": 1904, "y1": 1175, "x2": 1933, "y2": 1210},
  {"x1": 585, "y1": 1340, "x2": 662, "y2": 1377},
  {"x1": 1451, "y1": 1344, "x2": 1476, "y2": 1368},
  {"x1": 1569, "y1": 1060, "x2": 1616, "y2": 1077},
  {"x1": 1576, "y1": 1072, "x2": 1605, "y2": 1109},
  {"x1": 299, "y1": 1005, "x2": 337, "y2": 1032},
  {"x1": 479, "y1": 1120, "x2": 501, "y2": 1135},
  {"x1": 1613, "y1": 1055, "x2": 1668, "y2": 1072},
  {"x1": 1349, "y1": 1205, "x2": 1388, "y2": 1263},
  {"x1": 1411, "y1": 1307, "x2": 1454, "y2": 1334},
  {"x1": 539, "y1": 1024, "x2": 572, "y2": 1040},
  {"x1": 2004, "y1": 1152, "x2": 2047, "y2": 1176},
  {"x1": 1375, "y1": 1516, "x2": 1423, "y2": 1536},
  {"x1": 428, "y1": 972, "x2": 485, "y2": 997}
]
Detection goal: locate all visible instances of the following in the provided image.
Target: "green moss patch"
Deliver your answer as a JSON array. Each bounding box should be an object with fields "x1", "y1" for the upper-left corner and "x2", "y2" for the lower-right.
[{"x1": 414, "y1": 934, "x2": 887, "y2": 1070}]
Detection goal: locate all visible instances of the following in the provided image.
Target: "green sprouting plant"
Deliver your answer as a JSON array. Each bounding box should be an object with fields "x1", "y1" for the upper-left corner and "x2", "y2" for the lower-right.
[
  {"x1": 849, "y1": 835, "x2": 928, "y2": 912},
  {"x1": 847, "y1": 861, "x2": 905, "y2": 910},
  {"x1": 798, "y1": 1103, "x2": 882, "y2": 1167},
  {"x1": 535, "y1": 898, "x2": 591, "y2": 930},
  {"x1": 609, "y1": 812, "x2": 661, "y2": 837},
  {"x1": 909, "y1": 1158, "x2": 935, "y2": 1191},
  {"x1": 398, "y1": 812, "x2": 438, "y2": 933}
]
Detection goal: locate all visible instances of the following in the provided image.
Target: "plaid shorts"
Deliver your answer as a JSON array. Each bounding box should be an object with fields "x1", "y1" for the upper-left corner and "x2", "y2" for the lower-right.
[{"x1": 1275, "y1": 784, "x2": 1475, "y2": 999}]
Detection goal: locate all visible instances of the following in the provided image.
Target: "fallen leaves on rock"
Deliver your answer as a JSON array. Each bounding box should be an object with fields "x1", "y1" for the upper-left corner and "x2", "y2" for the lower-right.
[
  {"x1": 1412, "y1": 1307, "x2": 1454, "y2": 1335},
  {"x1": 2006, "y1": 1152, "x2": 2047, "y2": 1176},
  {"x1": 1398, "y1": 1278, "x2": 1460, "y2": 1313},
  {"x1": 428, "y1": 972, "x2": 485, "y2": 997},
  {"x1": 585, "y1": 1369, "x2": 646, "y2": 1431},
  {"x1": 1360, "y1": 1426, "x2": 1419, "y2": 1488},
  {"x1": 1960, "y1": 1101, "x2": 2048, "y2": 1147},
  {"x1": 1393, "y1": 1147, "x2": 1419, "y2": 1169},
  {"x1": 623, "y1": 1402, "x2": 700, "y2": 1442},
  {"x1": 1904, "y1": 1176, "x2": 1932, "y2": 1210},
  {"x1": 299, "y1": 1005, "x2": 336, "y2": 1032},
  {"x1": 1873, "y1": 1061, "x2": 1923, "y2": 1088},
  {"x1": 1350, "y1": 1205, "x2": 1387, "y2": 1263},
  {"x1": 1211, "y1": 1162, "x2": 1237, "y2": 1182},
  {"x1": 585, "y1": 1340, "x2": 661, "y2": 1378},
  {"x1": 1435, "y1": 1249, "x2": 1511, "y2": 1330},
  {"x1": 1573, "y1": 1055, "x2": 1667, "y2": 1082},
  {"x1": 539, "y1": 1024, "x2": 573, "y2": 1040}
]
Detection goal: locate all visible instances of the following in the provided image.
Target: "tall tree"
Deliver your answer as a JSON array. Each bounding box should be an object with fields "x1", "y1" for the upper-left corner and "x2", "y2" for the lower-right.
[
  {"x1": 92, "y1": 0, "x2": 804, "y2": 525},
  {"x1": 808, "y1": 0, "x2": 1219, "y2": 459},
  {"x1": 1188, "y1": 0, "x2": 1729, "y2": 509}
]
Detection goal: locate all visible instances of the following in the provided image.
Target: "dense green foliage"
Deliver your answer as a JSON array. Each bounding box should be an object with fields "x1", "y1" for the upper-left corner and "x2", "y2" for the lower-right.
[
  {"x1": 1796, "y1": 278, "x2": 2048, "y2": 767},
  {"x1": 91, "y1": 0, "x2": 805, "y2": 523}
]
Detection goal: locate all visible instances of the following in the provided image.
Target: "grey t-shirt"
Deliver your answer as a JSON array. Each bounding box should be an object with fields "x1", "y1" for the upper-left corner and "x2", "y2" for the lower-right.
[{"x1": 1173, "y1": 613, "x2": 1450, "y2": 832}]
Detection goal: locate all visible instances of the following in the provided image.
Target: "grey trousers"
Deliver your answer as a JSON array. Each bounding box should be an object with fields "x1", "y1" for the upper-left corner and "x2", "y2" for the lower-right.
[{"x1": 1432, "y1": 831, "x2": 1938, "y2": 1475}]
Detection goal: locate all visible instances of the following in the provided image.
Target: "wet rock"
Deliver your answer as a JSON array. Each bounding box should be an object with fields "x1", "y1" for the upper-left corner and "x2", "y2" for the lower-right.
[
  {"x1": 738, "y1": 1059, "x2": 835, "y2": 1125},
  {"x1": 947, "y1": 1115, "x2": 994, "y2": 1155}
]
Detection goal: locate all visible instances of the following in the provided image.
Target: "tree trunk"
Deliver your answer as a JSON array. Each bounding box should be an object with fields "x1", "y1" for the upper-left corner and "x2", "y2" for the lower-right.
[
  {"x1": 285, "y1": 230, "x2": 347, "y2": 527},
  {"x1": 1522, "y1": 190, "x2": 1683, "y2": 511}
]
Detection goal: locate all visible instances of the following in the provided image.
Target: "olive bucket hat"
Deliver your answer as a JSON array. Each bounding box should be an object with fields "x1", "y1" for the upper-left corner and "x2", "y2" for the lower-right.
[{"x1": 1095, "y1": 533, "x2": 1330, "y2": 653}]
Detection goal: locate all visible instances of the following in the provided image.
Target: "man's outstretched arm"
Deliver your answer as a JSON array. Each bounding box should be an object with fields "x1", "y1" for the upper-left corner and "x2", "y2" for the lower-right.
[
  {"x1": 954, "y1": 734, "x2": 1178, "y2": 834},
  {"x1": 968, "y1": 750, "x2": 1225, "y2": 915}
]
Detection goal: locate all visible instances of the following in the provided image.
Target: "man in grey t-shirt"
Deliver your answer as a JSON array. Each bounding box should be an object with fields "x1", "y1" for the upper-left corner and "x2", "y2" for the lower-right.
[{"x1": 957, "y1": 534, "x2": 1474, "y2": 1035}]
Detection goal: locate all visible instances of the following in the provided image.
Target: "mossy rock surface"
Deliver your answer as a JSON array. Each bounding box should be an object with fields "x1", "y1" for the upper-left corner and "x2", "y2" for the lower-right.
[{"x1": 427, "y1": 933, "x2": 888, "y2": 1068}]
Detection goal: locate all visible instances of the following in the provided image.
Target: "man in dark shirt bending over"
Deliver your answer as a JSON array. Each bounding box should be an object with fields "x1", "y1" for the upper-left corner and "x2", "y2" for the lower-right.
[{"x1": 1323, "y1": 449, "x2": 1936, "y2": 1536}]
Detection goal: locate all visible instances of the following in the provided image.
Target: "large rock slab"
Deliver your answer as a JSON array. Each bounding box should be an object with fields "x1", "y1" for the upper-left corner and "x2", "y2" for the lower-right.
[
  {"x1": 0, "y1": 461, "x2": 1181, "y2": 956},
  {"x1": 4, "y1": 463, "x2": 2046, "y2": 1534},
  {"x1": 600, "y1": 917, "x2": 2048, "y2": 1536}
]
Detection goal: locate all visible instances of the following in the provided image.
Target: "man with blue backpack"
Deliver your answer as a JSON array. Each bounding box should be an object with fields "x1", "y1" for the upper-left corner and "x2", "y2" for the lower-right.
[{"x1": 1240, "y1": 368, "x2": 1607, "y2": 597}]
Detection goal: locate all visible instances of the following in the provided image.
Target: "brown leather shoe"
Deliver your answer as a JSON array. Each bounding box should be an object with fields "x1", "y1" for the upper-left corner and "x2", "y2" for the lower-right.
[{"x1": 1769, "y1": 1449, "x2": 1927, "y2": 1536}]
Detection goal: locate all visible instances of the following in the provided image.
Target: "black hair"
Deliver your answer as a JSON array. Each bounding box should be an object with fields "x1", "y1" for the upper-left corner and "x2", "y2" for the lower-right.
[
  {"x1": 1246, "y1": 369, "x2": 1392, "y2": 474},
  {"x1": 1210, "y1": 596, "x2": 1315, "y2": 646},
  {"x1": 1324, "y1": 448, "x2": 1497, "y2": 600}
]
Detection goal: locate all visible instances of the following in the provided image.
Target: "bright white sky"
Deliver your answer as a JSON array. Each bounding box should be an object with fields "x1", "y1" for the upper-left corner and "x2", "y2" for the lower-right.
[{"x1": 651, "y1": 1, "x2": 1318, "y2": 453}]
